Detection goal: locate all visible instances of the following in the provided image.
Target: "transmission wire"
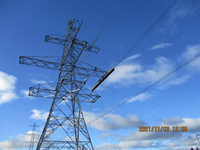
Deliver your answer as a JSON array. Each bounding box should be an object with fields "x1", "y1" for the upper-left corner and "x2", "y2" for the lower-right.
[
  {"x1": 96, "y1": 0, "x2": 122, "y2": 38},
  {"x1": 111, "y1": 72, "x2": 114, "y2": 149},
  {"x1": 71, "y1": 0, "x2": 80, "y2": 19},
  {"x1": 81, "y1": 0, "x2": 122, "y2": 62},
  {"x1": 115, "y1": 0, "x2": 178, "y2": 66},
  {"x1": 87, "y1": 0, "x2": 179, "y2": 125},
  {"x1": 101, "y1": 88, "x2": 107, "y2": 150},
  {"x1": 88, "y1": 53, "x2": 200, "y2": 125}
]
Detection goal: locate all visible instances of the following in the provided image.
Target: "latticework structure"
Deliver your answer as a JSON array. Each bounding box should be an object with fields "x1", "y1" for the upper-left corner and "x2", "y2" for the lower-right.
[{"x1": 19, "y1": 19, "x2": 114, "y2": 150}]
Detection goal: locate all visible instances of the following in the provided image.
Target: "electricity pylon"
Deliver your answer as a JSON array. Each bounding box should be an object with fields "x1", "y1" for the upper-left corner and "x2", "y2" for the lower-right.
[
  {"x1": 19, "y1": 19, "x2": 114, "y2": 150},
  {"x1": 28, "y1": 122, "x2": 39, "y2": 150}
]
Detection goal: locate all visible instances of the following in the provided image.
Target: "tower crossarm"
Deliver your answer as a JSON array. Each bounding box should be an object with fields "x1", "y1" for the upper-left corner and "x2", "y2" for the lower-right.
[
  {"x1": 19, "y1": 56, "x2": 69, "y2": 71},
  {"x1": 19, "y1": 56, "x2": 106, "y2": 77},
  {"x1": 29, "y1": 84, "x2": 100, "y2": 103},
  {"x1": 74, "y1": 39, "x2": 100, "y2": 53},
  {"x1": 44, "y1": 36, "x2": 100, "y2": 53},
  {"x1": 44, "y1": 19, "x2": 83, "y2": 46}
]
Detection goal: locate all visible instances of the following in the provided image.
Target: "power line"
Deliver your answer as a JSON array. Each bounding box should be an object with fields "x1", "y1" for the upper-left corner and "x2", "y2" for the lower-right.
[
  {"x1": 87, "y1": 0, "x2": 179, "y2": 125},
  {"x1": 115, "y1": 0, "x2": 178, "y2": 66},
  {"x1": 88, "y1": 53, "x2": 200, "y2": 125},
  {"x1": 71, "y1": 0, "x2": 80, "y2": 19},
  {"x1": 81, "y1": 0, "x2": 122, "y2": 62},
  {"x1": 96, "y1": 0, "x2": 122, "y2": 38}
]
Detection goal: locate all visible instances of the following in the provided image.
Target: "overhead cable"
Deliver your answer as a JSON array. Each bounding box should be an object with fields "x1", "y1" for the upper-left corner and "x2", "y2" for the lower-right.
[
  {"x1": 71, "y1": 0, "x2": 80, "y2": 19},
  {"x1": 88, "y1": 53, "x2": 200, "y2": 125},
  {"x1": 115, "y1": 0, "x2": 178, "y2": 66},
  {"x1": 81, "y1": 0, "x2": 122, "y2": 62}
]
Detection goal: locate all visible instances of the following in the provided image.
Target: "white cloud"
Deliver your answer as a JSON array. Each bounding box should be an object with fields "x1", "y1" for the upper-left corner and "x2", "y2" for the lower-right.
[
  {"x1": 0, "y1": 71, "x2": 18, "y2": 105},
  {"x1": 106, "y1": 54, "x2": 175, "y2": 87},
  {"x1": 160, "y1": 147, "x2": 192, "y2": 150},
  {"x1": 167, "y1": 2, "x2": 199, "y2": 25},
  {"x1": 98, "y1": 132, "x2": 113, "y2": 140},
  {"x1": 136, "y1": 140, "x2": 153, "y2": 147},
  {"x1": 166, "y1": 1, "x2": 200, "y2": 33},
  {"x1": 30, "y1": 109, "x2": 49, "y2": 120},
  {"x1": 125, "y1": 93, "x2": 152, "y2": 103},
  {"x1": 93, "y1": 108, "x2": 100, "y2": 111},
  {"x1": 31, "y1": 79, "x2": 47, "y2": 84},
  {"x1": 95, "y1": 141, "x2": 137, "y2": 149},
  {"x1": 119, "y1": 129, "x2": 182, "y2": 142},
  {"x1": 84, "y1": 111, "x2": 146, "y2": 131},
  {"x1": 105, "y1": 51, "x2": 193, "y2": 91},
  {"x1": 161, "y1": 117, "x2": 184, "y2": 125},
  {"x1": 181, "y1": 44, "x2": 200, "y2": 72},
  {"x1": 94, "y1": 116, "x2": 200, "y2": 149},
  {"x1": 149, "y1": 43, "x2": 172, "y2": 50},
  {"x1": 101, "y1": 132, "x2": 112, "y2": 137},
  {"x1": 64, "y1": 136, "x2": 76, "y2": 141},
  {"x1": 96, "y1": 140, "x2": 155, "y2": 149},
  {"x1": 120, "y1": 54, "x2": 141, "y2": 64},
  {"x1": 0, "y1": 131, "x2": 40, "y2": 150},
  {"x1": 179, "y1": 135, "x2": 198, "y2": 146},
  {"x1": 116, "y1": 116, "x2": 200, "y2": 143},
  {"x1": 165, "y1": 142, "x2": 178, "y2": 147},
  {"x1": 157, "y1": 74, "x2": 190, "y2": 90},
  {"x1": 20, "y1": 90, "x2": 32, "y2": 99}
]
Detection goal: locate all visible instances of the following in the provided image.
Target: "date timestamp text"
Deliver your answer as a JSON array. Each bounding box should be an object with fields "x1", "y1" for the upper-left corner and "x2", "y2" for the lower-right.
[{"x1": 139, "y1": 126, "x2": 187, "y2": 132}]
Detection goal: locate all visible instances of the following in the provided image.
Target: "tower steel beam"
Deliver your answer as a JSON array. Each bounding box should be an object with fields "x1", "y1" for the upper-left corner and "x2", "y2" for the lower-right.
[
  {"x1": 19, "y1": 56, "x2": 106, "y2": 77},
  {"x1": 19, "y1": 19, "x2": 114, "y2": 150}
]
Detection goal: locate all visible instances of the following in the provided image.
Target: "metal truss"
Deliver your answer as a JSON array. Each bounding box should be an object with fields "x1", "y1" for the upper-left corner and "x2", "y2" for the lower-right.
[
  {"x1": 19, "y1": 56, "x2": 106, "y2": 77},
  {"x1": 20, "y1": 19, "x2": 111, "y2": 150},
  {"x1": 28, "y1": 122, "x2": 39, "y2": 150}
]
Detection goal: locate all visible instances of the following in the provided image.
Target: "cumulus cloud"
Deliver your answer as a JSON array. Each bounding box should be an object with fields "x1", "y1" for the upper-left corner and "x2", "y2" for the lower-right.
[
  {"x1": 181, "y1": 44, "x2": 200, "y2": 72},
  {"x1": 160, "y1": 147, "x2": 192, "y2": 150},
  {"x1": 164, "y1": 142, "x2": 178, "y2": 147},
  {"x1": 179, "y1": 135, "x2": 198, "y2": 146},
  {"x1": 105, "y1": 48, "x2": 195, "y2": 91},
  {"x1": 0, "y1": 71, "x2": 18, "y2": 105},
  {"x1": 159, "y1": 117, "x2": 200, "y2": 133},
  {"x1": 0, "y1": 131, "x2": 40, "y2": 150},
  {"x1": 119, "y1": 129, "x2": 182, "y2": 141},
  {"x1": 95, "y1": 141, "x2": 137, "y2": 149},
  {"x1": 161, "y1": 117, "x2": 184, "y2": 125},
  {"x1": 115, "y1": 116, "x2": 200, "y2": 144},
  {"x1": 83, "y1": 111, "x2": 146, "y2": 131},
  {"x1": 31, "y1": 79, "x2": 47, "y2": 84},
  {"x1": 95, "y1": 140, "x2": 166, "y2": 149},
  {"x1": 30, "y1": 109, "x2": 49, "y2": 120},
  {"x1": 149, "y1": 43, "x2": 172, "y2": 50},
  {"x1": 95, "y1": 137, "x2": 195, "y2": 150},
  {"x1": 105, "y1": 54, "x2": 179, "y2": 87},
  {"x1": 136, "y1": 140, "x2": 153, "y2": 147}
]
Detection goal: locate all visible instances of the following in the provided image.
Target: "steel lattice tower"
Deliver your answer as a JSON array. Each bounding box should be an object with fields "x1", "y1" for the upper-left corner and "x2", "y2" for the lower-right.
[
  {"x1": 19, "y1": 19, "x2": 114, "y2": 150},
  {"x1": 28, "y1": 122, "x2": 39, "y2": 150}
]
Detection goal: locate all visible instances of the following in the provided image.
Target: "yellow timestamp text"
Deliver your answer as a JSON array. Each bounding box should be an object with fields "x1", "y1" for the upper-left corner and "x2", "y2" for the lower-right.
[{"x1": 139, "y1": 126, "x2": 187, "y2": 132}]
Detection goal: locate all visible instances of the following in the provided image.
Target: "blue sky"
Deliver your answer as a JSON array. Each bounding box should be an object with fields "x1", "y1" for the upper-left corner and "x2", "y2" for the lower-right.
[{"x1": 0, "y1": 0, "x2": 200, "y2": 150}]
